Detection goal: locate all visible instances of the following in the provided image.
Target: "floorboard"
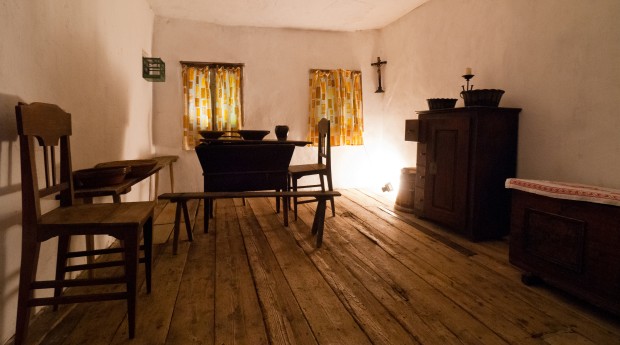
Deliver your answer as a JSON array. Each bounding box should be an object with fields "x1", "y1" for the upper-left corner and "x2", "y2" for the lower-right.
[{"x1": 8, "y1": 189, "x2": 620, "y2": 345}]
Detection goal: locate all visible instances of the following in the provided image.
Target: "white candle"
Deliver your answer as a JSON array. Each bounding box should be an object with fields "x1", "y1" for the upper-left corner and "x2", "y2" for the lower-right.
[{"x1": 465, "y1": 67, "x2": 472, "y2": 75}]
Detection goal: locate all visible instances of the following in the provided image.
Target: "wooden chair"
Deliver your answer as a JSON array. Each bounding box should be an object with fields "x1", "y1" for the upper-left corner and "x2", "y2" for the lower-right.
[
  {"x1": 288, "y1": 118, "x2": 335, "y2": 220},
  {"x1": 14, "y1": 102, "x2": 155, "y2": 344}
]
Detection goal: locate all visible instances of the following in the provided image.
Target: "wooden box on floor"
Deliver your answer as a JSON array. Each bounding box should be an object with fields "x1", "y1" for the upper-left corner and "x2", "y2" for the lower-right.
[{"x1": 509, "y1": 190, "x2": 620, "y2": 315}]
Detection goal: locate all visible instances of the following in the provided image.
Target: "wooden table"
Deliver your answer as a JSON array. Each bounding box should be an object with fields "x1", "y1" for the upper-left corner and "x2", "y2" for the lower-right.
[
  {"x1": 195, "y1": 140, "x2": 310, "y2": 233},
  {"x1": 74, "y1": 155, "x2": 178, "y2": 277},
  {"x1": 75, "y1": 155, "x2": 178, "y2": 203},
  {"x1": 200, "y1": 138, "x2": 310, "y2": 146}
]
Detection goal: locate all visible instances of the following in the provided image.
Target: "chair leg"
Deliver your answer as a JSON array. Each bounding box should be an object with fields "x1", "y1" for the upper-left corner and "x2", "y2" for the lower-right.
[
  {"x1": 292, "y1": 177, "x2": 299, "y2": 220},
  {"x1": 143, "y1": 218, "x2": 153, "y2": 294},
  {"x1": 123, "y1": 233, "x2": 139, "y2": 339},
  {"x1": 15, "y1": 238, "x2": 41, "y2": 345},
  {"x1": 275, "y1": 189, "x2": 281, "y2": 213},
  {"x1": 53, "y1": 235, "x2": 71, "y2": 311},
  {"x1": 287, "y1": 174, "x2": 293, "y2": 211},
  {"x1": 326, "y1": 172, "x2": 336, "y2": 216}
]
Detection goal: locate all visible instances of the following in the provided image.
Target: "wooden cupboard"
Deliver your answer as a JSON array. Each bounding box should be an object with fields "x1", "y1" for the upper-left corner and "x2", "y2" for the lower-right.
[{"x1": 412, "y1": 107, "x2": 521, "y2": 240}]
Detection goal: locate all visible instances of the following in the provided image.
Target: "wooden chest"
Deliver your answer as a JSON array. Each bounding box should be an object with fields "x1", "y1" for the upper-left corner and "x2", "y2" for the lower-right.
[{"x1": 507, "y1": 179, "x2": 620, "y2": 314}]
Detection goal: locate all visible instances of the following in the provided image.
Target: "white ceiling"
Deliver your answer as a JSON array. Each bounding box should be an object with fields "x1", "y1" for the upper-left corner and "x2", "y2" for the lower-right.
[{"x1": 146, "y1": 0, "x2": 429, "y2": 32}]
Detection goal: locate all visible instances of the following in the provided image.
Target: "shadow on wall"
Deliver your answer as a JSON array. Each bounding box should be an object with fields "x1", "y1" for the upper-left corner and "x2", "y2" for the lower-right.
[{"x1": 0, "y1": 93, "x2": 23, "y2": 342}]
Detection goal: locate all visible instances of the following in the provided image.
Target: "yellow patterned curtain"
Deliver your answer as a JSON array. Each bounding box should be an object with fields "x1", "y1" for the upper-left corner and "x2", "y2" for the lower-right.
[
  {"x1": 182, "y1": 65, "x2": 212, "y2": 150},
  {"x1": 308, "y1": 69, "x2": 363, "y2": 146},
  {"x1": 215, "y1": 66, "x2": 243, "y2": 131},
  {"x1": 182, "y1": 65, "x2": 243, "y2": 150}
]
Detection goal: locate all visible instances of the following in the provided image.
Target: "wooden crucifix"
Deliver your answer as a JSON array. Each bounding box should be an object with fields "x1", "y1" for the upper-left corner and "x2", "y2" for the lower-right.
[{"x1": 371, "y1": 56, "x2": 387, "y2": 93}]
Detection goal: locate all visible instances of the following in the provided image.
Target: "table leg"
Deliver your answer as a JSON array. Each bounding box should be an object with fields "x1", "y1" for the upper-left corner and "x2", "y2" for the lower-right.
[
  {"x1": 283, "y1": 195, "x2": 289, "y2": 227},
  {"x1": 169, "y1": 163, "x2": 175, "y2": 193},
  {"x1": 153, "y1": 173, "x2": 159, "y2": 201}
]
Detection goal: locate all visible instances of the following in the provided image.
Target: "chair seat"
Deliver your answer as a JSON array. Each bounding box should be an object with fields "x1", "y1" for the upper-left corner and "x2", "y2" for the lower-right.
[
  {"x1": 39, "y1": 202, "x2": 154, "y2": 237},
  {"x1": 40, "y1": 202, "x2": 154, "y2": 227},
  {"x1": 289, "y1": 163, "x2": 327, "y2": 176}
]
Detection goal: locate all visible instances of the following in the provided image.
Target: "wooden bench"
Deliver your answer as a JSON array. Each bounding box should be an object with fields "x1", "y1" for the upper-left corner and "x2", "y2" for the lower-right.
[{"x1": 158, "y1": 191, "x2": 341, "y2": 253}]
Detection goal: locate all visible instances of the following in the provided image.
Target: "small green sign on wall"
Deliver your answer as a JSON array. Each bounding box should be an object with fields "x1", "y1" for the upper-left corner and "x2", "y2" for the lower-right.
[{"x1": 142, "y1": 57, "x2": 165, "y2": 82}]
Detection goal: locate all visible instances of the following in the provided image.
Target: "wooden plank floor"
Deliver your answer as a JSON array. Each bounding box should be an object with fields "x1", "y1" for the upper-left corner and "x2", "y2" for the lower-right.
[{"x1": 9, "y1": 189, "x2": 620, "y2": 345}]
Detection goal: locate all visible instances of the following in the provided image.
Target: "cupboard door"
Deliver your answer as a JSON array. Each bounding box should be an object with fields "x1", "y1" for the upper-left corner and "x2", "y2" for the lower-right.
[{"x1": 423, "y1": 116, "x2": 470, "y2": 230}]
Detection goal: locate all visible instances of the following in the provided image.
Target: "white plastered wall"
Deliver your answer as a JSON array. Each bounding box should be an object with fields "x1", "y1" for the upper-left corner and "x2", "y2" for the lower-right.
[
  {"x1": 0, "y1": 0, "x2": 154, "y2": 342},
  {"x1": 382, "y1": 0, "x2": 620, "y2": 188},
  {"x1": 151, "y1": 18, "x2": 392, "y2": 192}
]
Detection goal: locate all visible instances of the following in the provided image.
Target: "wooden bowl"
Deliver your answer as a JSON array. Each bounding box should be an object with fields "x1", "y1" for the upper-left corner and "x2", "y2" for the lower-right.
[
  {"x1": 95, "y1": 159, "x2": 158, "y2": 178},
  {"x1": 199, "y1": 130, "x2": 226, "y2": 139},
  {"x1": 73, "y1": 166, "x2": 130, "y2": 188},
  {"x1": 237, "y1": 130, "x2": 270, "y2": 140},
  {"x1": 460, "y1": 89, "x2": 505, "y2": 107},
  {"x1": 427, "y1": 98, "x2": 458, "y2": 110}
]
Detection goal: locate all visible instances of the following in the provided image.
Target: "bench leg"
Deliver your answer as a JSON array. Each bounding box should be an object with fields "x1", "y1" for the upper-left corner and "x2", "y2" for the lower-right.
[
  {"x1": 312, "y1": 198, "x2": 327, "y2": 248},
  {"x1": 182, "y1": 201, "x2": 193, "y2": 242},
  {"x1": 173, "y1": 201, "x2": 193, "y2": 255},
  {"x1": 173, "y1": 202, "x2": 182, "y2": 255}
]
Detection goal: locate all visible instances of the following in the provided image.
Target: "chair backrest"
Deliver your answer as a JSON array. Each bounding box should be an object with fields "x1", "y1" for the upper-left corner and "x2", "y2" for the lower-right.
[
  {"x1": 195, "y1": 143, "x2": 295, "y2": 192},
  {"x1": 317, "y1": 118, "x2": 331, "y2": 167},
  {"x1": 16, "y1": 102, "x2": 75, "y2": 227}
]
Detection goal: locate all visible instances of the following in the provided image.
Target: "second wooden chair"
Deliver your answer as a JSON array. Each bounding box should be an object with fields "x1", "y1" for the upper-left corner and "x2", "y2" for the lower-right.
[{"x1": 288, "y1": 118, "x2": 335, "y2": 220}]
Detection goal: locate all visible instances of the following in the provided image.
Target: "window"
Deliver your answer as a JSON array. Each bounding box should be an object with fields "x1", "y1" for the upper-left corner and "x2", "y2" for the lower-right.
[
  {"x1": 308, "y1": 69, "x2": 364, "y2": 146},
  {"x1": 181, "y1": 62, "x2": 244, "y2": 150}
]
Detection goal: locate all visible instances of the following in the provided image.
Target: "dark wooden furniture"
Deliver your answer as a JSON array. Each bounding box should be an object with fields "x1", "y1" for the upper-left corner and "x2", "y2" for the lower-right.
[
  {"x1": 74, "y1": 155, "x2": 178, "y2": 203},
  {"x1": 195, "y1": 143, "x2": 295, "y2": 232},
  {"x1": 71, "y1": 155, "x2": 177, "y2": 278},
  {"x1": 14, "y1": 102, "x2": 154, "y2": 344},
  {"x1": 159, "y1": 190, "x2": 341, "y2": 252},
  {"x1": 508, "y1": 187, "x2": 620, "y2": 315},
  {"x1": 288, "y1": 118, "x2": 335, "y2": 220},
  {"x1": 201, "y1": 138, "x2": 310, "y2": 147},
  {"x1": 411, "y1": 107, "x2": 520, "y2": 240}
]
